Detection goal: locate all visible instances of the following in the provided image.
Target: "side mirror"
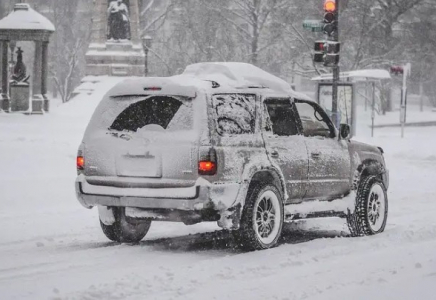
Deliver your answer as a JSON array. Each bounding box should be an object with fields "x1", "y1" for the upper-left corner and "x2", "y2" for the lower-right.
[{"x1": 340, "y1": 124, "x2": 351, "y2": 139}]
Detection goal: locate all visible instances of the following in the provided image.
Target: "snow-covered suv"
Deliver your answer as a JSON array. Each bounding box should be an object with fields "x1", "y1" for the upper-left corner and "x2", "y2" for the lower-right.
[{"x1": 76, "y1": 63, "x2": 389, "y2": 250}]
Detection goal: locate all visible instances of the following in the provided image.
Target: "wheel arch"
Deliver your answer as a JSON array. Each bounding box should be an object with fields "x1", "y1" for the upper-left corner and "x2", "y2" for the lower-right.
[
  {"x1": 247, "y1": 169, "x2": 286, "y2": 200},
  {"x1": 353, "y1": 159, "x2": 387, "y2": 190},
  {"x1": 218, "y1": 166, "x2": 287, "y2": 230}
]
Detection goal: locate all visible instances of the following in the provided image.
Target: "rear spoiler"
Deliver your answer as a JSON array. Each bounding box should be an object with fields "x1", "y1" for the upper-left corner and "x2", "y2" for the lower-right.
[{"x1": 109, "y1": 79, "x2": 197, "y2": 99}]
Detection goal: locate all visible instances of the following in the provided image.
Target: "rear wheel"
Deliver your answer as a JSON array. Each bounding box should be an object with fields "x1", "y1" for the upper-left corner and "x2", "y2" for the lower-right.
[
  {"x1": 99, "y1": 207, "x2": 151, "y2": 243},
  {"x1": 235, "y1": 184, "x2": 284, "y2": 251},
  {"x1": 347, "y1": 176, "x2": 388, "y2": 236}
]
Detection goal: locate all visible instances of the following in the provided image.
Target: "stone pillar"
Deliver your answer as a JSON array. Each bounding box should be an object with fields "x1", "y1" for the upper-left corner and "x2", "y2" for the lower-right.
[
  {"x1": 129, "y1": 0, "x2": 141, "y2": 44},
  {"x1": 32, "y1": 40, "x2": 43, "y2": 113},
  {"x1": 41, "y1": 41, "x2": 49, "y2": 112},
  {"x1": 1, "y1": 41, "x2": 9, "y2": 112},
  {"x1": 90, "y1": 0, "x2": 108, "y2": 44}
]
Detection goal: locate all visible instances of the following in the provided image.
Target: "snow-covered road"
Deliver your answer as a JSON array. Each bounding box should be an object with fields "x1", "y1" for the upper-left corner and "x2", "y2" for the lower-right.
[{"x1": 1, "y1": 84, "x2": 435, "y2": 299}]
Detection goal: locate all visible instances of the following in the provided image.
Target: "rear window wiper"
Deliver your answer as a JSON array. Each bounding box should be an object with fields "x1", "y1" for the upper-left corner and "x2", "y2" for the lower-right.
[{"x1": 107, "y1": 130, "x2": 132, "y2": 141}]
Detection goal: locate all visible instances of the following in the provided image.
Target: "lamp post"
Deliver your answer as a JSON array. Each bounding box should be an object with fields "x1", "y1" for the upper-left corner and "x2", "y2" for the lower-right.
[{"x1": 142, "y1": 35, "x2": 153, "y2": 77}]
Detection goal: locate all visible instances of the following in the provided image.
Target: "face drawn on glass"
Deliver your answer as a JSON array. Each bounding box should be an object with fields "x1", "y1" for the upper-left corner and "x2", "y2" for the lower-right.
[{"x1": 212, "y1": 94, "x2": 256, "y2": 135}]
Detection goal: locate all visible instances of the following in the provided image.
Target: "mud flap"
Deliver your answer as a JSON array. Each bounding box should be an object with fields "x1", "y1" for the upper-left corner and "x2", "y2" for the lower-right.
[
  {"x1": 98, "y1": 206, "x2": 116, "y2": 225},
  {"x1": 218, "y1": 203, "x2": 242, "y2": 230}
]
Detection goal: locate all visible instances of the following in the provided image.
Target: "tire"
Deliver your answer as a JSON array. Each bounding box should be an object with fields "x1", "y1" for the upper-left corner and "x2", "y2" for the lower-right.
[
  {"x1": 235, "y1": 184, "x2": 284, "y2": 251},
  {"x1": 100, "y1": 207, "x2": 151, "y2": 243},
  {"x1": 347, "y1": 175, "x2": 388, "y2": 237}
]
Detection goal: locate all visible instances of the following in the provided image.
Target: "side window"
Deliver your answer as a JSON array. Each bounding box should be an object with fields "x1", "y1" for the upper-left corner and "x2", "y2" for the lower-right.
[
  {"x1": 212, "y1": 94, "x2": 256, "y2": 135},
  {"x1": 264, "y1": 99, "x2": 299, "y2": 136},
  {"x1": 295, "y1": 101, "x2": 334, "y2": 138}
]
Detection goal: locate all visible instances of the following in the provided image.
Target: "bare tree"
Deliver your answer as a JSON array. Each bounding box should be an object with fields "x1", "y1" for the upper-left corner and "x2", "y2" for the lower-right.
[
  {"x1": 209, "y1": 0, "x2": 293, "y2": 65},
  {"x1": 0, "y1": 0, "x2": 15, "y2": 18},
  {"x1": 52, "y1": 38, "x2": 84, "y2": 103},
  {"x1": 45, "y1": 0, "x2": 91, "y2": 103},
  {"x1": 341, "y1": 0, "x2": 426, "y2": 70}
]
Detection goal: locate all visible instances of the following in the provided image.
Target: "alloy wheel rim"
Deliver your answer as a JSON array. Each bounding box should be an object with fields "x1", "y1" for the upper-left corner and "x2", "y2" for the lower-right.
[
  {"x1": 253, "y1": 190, "x2": 281, "y2": 245},
  {"x1": 366, "y1": 183, "x2": 386, "y2": 232}
]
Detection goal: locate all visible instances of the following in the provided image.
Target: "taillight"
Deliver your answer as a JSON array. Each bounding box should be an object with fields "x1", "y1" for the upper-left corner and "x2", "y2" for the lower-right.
[
  {"x1": 199, "y1": 161, "x2": 216, "y2": 175},
  {"x1": 198, "y1": 147, "x2": 217, "y2": 175},
  {"x1": 143, "y1": 87, "x2": 162, "y2": 91},
  {"x1": 77, "y1": 156, "x2": 84, "y2": 170}
]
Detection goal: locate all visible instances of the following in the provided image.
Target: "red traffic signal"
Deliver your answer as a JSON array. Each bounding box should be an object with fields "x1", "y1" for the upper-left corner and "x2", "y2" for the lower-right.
[
  {"x1": 323, "y1": 0, "x2": 337, "y2": 36},
  {"x1": 314, "y1": 41, "x2": 326, "y2": 63},
  {"x1": 324, "y1": 0, "x2": 336, "y2": 12},
  {"x1": 313, "y1": 41, "x2": 340, "y2": 66},
  {"x1": 314, "y1": 41, "x2": 326, "y2": 52},
  {"x1": 390, "y1": 66, "x2": 404, "y2": 75}
]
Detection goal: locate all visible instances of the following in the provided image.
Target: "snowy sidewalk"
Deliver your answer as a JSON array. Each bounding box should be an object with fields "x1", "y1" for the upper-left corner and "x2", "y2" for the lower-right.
[{"x1": 359, "y1": 104, "x2": 436, "y2": 128}]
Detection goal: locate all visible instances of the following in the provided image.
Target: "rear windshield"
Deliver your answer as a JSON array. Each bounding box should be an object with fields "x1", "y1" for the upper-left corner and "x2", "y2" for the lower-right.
[{"x1": 88, "y1": 96, "x2": 193, "y2": 134}]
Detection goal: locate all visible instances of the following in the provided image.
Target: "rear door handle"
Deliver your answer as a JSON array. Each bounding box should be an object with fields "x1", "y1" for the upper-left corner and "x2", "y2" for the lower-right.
[
  {"x1": 270, "y1": 150, "x2": 279, "y2": 158},
  {"x1": 311, "y1": 152, "x2": 321, "y2": 159}
]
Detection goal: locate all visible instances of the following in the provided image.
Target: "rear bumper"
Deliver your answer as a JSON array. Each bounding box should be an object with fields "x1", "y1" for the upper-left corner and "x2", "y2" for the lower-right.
[{"x1": 75, "y1": 175, "x2": 239, "y2": 212}]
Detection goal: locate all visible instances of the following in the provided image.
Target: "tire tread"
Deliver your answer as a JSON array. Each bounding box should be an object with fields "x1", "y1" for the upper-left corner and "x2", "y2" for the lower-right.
[
  {"x1": 100, "y1": 208, "x2": 151, "y2": 243},
  {"x1": 347, "y1": 175, "x2": 388, "y2": 237},
  {"x1": 235, "y1": 184, "x2": 284, "y2": 251}
]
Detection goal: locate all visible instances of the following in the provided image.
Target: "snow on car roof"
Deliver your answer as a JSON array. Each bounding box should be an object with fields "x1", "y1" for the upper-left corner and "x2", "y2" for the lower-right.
[
  {"x1": 106, "y1": 63, "x2": 312, "y2": 101},
  {"x1": 179, "y1": 62, "x2": 312, "y2": 100}
]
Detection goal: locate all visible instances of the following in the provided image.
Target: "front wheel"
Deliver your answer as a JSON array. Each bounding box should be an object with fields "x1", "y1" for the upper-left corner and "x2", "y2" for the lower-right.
[
  {"x1": 347, "y1": 176, "x2": 388, "y2": 236},
  {"x1": 100, "y1": 207, "x2": 151, "y2": 243},
  {"x1": 235, "y1": 184, "x2": 284, "y2": 251}
]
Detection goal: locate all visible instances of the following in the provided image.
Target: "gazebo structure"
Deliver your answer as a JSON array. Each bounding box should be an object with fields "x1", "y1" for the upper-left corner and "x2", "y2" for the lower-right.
[{"x1": 0, "y1": 3, "x2": 55, "y2": 114}]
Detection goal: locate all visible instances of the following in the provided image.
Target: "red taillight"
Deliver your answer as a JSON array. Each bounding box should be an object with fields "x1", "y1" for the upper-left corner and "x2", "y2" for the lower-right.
[
  {"x1": 77, "y1": 156, "x2": 84, "y2": 170},
  {"x1": 198, "y1": 161, "x2": 216, "y2": 175},
  {"x1": 143, "y1": 87, "x2": 162, "y2": 91},
  {"x1": 198, "y1": 147, "x2": 217, "y2": 175}
]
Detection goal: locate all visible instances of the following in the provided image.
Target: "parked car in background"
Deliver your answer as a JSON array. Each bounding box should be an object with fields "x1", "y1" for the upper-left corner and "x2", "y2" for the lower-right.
[{"x1": 76, "y1": 63, "x2": 389, "y2": 250}]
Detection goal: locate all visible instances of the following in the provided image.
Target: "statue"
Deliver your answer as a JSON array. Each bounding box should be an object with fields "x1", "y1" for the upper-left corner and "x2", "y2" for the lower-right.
[
  {"x1": 11, "y1": 47, "x2": 29, "y2": 84},
  {"x1": 107, "y1": 0, "x2": 131, "y2": 41}
]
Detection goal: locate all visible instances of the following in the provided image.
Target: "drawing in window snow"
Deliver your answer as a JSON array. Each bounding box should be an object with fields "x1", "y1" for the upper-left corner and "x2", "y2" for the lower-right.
[{"x1": 212, "y1": 94, "x2": 255, "y2": 135}]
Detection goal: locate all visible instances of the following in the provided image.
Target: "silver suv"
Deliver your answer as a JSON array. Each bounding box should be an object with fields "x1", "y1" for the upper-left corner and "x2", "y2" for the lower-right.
[{"x1": 76, "y1": 63, "x2": 389, "y2": 250}]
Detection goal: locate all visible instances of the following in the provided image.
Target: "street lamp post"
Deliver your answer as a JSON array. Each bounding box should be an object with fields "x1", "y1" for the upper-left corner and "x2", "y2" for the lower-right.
[{"x1": 142, "y1": 35, "x2": 153, "y2": 77}]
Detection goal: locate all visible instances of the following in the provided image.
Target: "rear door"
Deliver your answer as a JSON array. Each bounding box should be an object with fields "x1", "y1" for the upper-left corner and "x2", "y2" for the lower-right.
[
  {"x1": 83, "y1": 95, "x2": 202, "y2": 186},
  {"x1": 262, "y1": 98, "x2": 309, "y2": 203},
  {"x1": 294, "y1": 100, "x2": 351, "y2": 200}
]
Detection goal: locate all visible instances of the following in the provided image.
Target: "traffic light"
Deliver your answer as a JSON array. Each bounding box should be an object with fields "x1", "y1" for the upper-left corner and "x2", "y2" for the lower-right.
[
  {"x1": 314, "y1": 41, "x2": 326, "y2": 63},
  {"x1": 323, "y1": 0, "x2": 337, "y2": 36},
  {"x1": 324, "y1": 41, "x2": 340, "y2": 67},
  {"x1": 313, "y1": 41, "x2": 340, "y2": 66}
]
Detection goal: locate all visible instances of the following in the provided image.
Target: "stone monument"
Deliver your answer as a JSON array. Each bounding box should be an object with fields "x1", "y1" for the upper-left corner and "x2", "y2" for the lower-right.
[
  {"x1": 12, "y1": 47, "x2": 29, "y2": 83},
  {"x1": 10, "y1": 47, "x2": 31, "y2": 112},
  {"x1": 85, "y1": 0, "x2": 145, "y2": 76},
  {"x1": 0, "y1": 3, "x2": 55, "y2": 114}
]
